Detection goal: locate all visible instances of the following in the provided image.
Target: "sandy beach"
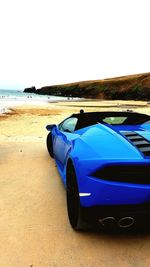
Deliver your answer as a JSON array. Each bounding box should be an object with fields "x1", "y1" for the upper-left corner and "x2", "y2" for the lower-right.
[{"x1": 1, "y1": 100, "x2": 150, "y2": 267}]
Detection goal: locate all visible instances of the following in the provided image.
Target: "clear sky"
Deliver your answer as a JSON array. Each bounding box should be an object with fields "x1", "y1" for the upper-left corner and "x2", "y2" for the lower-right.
[{"x1": 0, "y1": 0, "x2": 150, "y2": 90}]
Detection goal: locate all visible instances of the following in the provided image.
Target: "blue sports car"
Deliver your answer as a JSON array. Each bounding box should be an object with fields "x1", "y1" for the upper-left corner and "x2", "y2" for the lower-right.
[{"x1": 46, "y1": 110, "x2": 150, "y2": 230}]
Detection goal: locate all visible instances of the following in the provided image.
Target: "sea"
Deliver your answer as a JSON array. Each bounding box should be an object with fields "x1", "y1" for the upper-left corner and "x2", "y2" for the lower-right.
[{"x1": 0, "y1": 89, "x2": 72, "y2": 115}]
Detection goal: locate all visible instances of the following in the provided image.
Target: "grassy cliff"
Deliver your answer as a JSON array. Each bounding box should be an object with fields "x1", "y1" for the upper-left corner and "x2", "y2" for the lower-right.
[{"x1": 24, "y1": 72, "x2": 150, "y2": 100}]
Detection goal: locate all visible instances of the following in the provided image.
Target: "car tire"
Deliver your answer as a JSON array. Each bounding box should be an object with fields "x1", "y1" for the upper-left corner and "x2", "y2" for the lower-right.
[
  {"x1": 66, "y1": 163, "x2": 86, "y2": 230},
  {"x1": 46, "y1": 132, "x2": 54, "y2": 158}
]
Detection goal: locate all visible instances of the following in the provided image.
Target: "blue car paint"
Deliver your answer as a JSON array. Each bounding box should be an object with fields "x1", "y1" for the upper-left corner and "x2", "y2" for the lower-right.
[{"x1": 47, "y1": 121, "x2": 150, "y2": 208}]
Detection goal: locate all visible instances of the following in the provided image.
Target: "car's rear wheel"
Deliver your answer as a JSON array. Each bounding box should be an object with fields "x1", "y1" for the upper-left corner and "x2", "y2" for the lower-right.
[
  {"x1": 66, "y1": 163, "x2": 86, "y2": 230},
  {"x1": 46, "y1": 132, "x2": 54, "y2": 158}
]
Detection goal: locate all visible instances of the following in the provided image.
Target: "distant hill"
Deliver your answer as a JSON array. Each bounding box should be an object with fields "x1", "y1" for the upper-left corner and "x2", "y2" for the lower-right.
[{"x1": 24, "y1": 72, "x2": 150, "y2": 100}]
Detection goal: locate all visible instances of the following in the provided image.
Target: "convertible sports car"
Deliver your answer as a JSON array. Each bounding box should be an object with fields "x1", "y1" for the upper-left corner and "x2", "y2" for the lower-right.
[{"x1": 46, "y1": 110, "x2": 150, "y2": 230}]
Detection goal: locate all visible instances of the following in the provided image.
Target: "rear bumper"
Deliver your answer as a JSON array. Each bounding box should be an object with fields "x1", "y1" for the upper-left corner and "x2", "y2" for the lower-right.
[{"x1": 81, "y1": 203, "x2": 150, "y2": 229}]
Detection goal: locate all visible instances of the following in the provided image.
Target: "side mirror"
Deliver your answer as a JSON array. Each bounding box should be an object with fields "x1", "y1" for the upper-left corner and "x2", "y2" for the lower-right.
[{"x1": 46, "y1": 124, "x2": 56, "y2": 131}]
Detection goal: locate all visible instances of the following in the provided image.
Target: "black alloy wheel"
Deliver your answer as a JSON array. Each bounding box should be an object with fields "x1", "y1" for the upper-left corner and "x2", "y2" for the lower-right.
[
  {"x1": 66, "y1": 163, "x2": 85, "y2": 230},
  {"x1": 46, "y1": 132, "x2": 54, "y2": 158}
]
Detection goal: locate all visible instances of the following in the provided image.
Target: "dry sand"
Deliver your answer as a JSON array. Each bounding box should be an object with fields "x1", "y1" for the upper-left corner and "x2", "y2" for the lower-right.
[{"x1": 1, "y1": 100, "x2": 150, "y2": 267}]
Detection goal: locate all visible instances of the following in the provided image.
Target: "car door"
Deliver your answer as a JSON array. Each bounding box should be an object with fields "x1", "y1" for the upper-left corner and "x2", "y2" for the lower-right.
[{"x1": 53, "y1": 117, "x2": 78, "y2": 165}]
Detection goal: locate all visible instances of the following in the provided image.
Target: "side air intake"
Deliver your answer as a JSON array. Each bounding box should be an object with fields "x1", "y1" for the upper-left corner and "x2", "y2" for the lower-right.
[{"x1": 123, "y1": 131, "x2": 150, "y2": 156}]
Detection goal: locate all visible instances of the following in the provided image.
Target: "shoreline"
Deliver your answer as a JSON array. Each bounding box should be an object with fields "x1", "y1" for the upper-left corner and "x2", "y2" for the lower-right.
[
  {"x1": 0, "y1": 87, "x2": 150, "y2": 117},
  {"x1": 0, "y1": 99, "x2": 149, "y2": 118},
  {"x1": 0, "y1": 88, "x2": 83, "y2": 115},
  {"x1": 0, "y1": 97, "x2": 85, "y2": 116}
]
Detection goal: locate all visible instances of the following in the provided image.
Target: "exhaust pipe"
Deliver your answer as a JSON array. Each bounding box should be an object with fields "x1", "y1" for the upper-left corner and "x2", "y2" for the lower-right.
[
  {"x1": 99, "y1": 217, "x2": 116, "y2": 227},
  {"x1": 117, "y1": 217, "x2": 135, "y2": 228},
  {"x1": 99, "y1": 216, "x2": 135, "y2": 228}
]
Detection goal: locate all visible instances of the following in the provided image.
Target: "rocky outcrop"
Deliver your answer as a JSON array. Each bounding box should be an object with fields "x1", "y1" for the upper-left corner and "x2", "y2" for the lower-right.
[{"x1": 24, "y1": 86, "x2": 36, "y2": 93}]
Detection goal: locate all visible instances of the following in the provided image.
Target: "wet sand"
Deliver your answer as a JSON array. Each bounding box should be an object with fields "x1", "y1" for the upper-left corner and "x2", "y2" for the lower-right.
[{"x1": 1, "y1": 100, "x2": 150, "y2": 267}]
